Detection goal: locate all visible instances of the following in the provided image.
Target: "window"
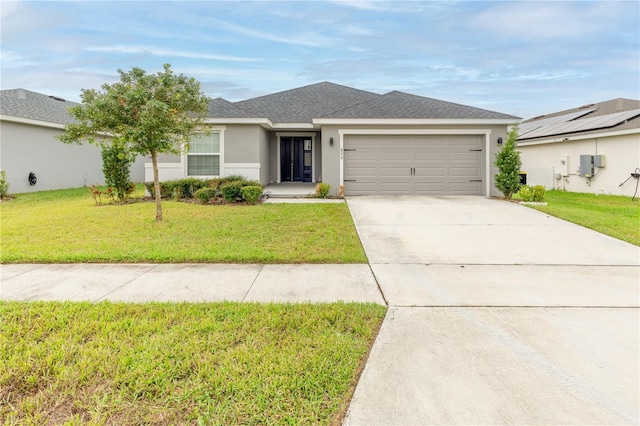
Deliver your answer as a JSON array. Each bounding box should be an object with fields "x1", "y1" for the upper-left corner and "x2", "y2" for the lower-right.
[{"x1": 187, "y1": 133, "x2": 220, "y2": 176}]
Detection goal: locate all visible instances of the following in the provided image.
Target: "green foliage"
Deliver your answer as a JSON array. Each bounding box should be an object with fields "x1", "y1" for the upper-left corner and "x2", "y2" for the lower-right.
[
  {"x1": 0, "y1": 169, "x2": 9, "y2": 199},
  {"x1": 315, "y1": 182, "x2": 331, "y2": 198},
  {"x1": 57, "y1": 64, "x2": 209, "y2": 221},
  {"x1": 1, "y1": 301, "x2": 386, "y2": 425},
  {"x1": 101, "y1": 138, "x2": 136, "y2": 202},
  {"x1": 517, "y1": 185, "x2": 546, "y2": 202},
  {"x1": 220, "y1": 181, "x2": 245, "y2": 202},
  {"x1": 517, "y1": 185, "x2": 534, "y2": 202},
  {"x1": 532, "y1": 185, "x2": 546, "y2": 202},
  {"x1": 144, "y1": 178, "x2": 209, "y2": 199},
  {"x1": 241, "y1": 186, "x2": 263, "y2": 205},
  {"x1": 526, "y1": 190, "x2": 639, "y2": 246},
  {"x1": 194, "y1": 187, "x2": 218, "y2": 203},
  {"x1": 0, "y1": 187, "x2": 368, "y2": 263},
  {"x1": 494, "y1": 127, "x2": 522, "y2": 200}
]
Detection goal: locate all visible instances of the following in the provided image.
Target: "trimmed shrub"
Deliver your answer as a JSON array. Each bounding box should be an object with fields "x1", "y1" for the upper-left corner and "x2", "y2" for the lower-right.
[
  {"x1": 242, "y1": 185, "x2": 263, "y2": 205},
  {"x1": 220, "y1": 181, "x2": 245, "y2": 202},
  {"x1": 172, "y1": 178, "x2": 209, "y2": 199},
  {"x1": 144, "y1": 178, "x2": 209, "y2": 199},
  {"x1": 194, "y1": 187, "x2": 218, "y2": 203},
  {"x1": 517, "y1": 185, "x2": 534, "y2": 202},
  {"x1": 315, "y1": 182, "x2": 331, "y2": 198},
  {"x1": 532, "y1": 185, "x2": 546, "y2": 202}
]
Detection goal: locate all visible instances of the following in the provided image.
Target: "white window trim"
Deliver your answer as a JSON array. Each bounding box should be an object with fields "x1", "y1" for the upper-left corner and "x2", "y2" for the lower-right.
[
  {"x1": 183, "y1": 126, "x2": 226, "y2": 178},
  {"x1": 275, "y1": 132, "x2": 316, "y2": 183},
  {"x1": 338, "y1": 128, "x2": 492, "y2": 197}
]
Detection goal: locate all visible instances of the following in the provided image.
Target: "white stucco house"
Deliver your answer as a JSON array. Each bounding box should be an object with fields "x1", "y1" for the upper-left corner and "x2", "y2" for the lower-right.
[
  {"x1": 517, "y1": 98, "x2": 640, "y2": 197},
  {"x1": 149, "y1": 82, "x2": 520, "y2": 197},
  {"x1": 0, "y1": 89, "x2": 145, "y2": 193}
]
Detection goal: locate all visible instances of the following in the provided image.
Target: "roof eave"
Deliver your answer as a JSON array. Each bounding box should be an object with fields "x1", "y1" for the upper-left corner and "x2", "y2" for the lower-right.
[
  {"x1": 312, "y1": 118, "x2": 521, "y2": 125},
  {"x1": 0, "y1": 114, "x2": 67, "y2": 129}
]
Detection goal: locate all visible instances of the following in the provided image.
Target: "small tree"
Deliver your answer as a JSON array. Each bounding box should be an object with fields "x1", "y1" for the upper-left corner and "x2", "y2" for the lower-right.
[
  {"x1": 58, "y1": 64, "x2": 209, "y2": 221},
  {"x1": 495, "y1": 126, "x2": 522, "y2": 199},
  {"x1": 101, "y1": 137, "x2": 136, "y2": 202}
]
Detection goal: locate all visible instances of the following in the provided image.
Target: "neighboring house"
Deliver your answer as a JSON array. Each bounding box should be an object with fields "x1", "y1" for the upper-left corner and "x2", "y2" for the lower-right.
[
  {"x1": 0, "y1": 88, "x2": 146, "y2": 194},
  {"x1": 149, "y1": 82, "x2": 519, "y2": 197},
  {"x1": 518, "y1": 98, "x2": 640, "y2": 197}
]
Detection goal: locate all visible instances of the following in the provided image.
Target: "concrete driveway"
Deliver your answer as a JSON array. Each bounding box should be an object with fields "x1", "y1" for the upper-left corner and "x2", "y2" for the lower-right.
[{"x1": 344, "y1": 196, "x2": 639, "y2": 425}]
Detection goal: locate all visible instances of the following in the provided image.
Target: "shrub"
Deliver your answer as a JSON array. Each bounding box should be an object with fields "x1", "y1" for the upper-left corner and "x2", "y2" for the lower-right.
[
  {"x1": 242, "y1": 186, "x2": 263, "y2": 205},
  {"x1": 172, "y1": 178, "x2": 209, "y2": 199},
  {"x1": 518, "y1": 185, "x2": 534, "y2": 202},
  {"x1": 144, "y1": 178, "x2": 209, "y2": 199},
  {"x1": 495, "y1": 127, "x2": 522, "y2": 200},
  {"x1": 0, "y1": 169, "x2": 9, "y2": 199},
  {"x1": 220, "y1": 181, "x2": 245, "y2": 202},
  {"x1": 194, "y1": 187, "x2": 218, "y2": 203},
  {"x1": 532, "y1": 185, "x2": 546, "y2": 202},
  {"x1": 315, "y1": 182, "x2": 331, "y2": 198},
  {"x1": 101, "y1": 140, "x2": 135, "y2": 202}
]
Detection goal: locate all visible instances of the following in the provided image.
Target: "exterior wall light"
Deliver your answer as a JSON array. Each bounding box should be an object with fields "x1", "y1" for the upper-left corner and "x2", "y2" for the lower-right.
[
  {"x1": 497, "y1": 137, "x2": 503, "y2": 145},
  {"x1": 330, "y1": 137, "x2": 334, "y2": 146}
]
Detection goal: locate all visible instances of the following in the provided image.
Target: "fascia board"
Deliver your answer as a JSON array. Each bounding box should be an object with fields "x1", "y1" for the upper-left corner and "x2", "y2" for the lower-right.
[
  {"x1": 271, "y1": 122, "x2": 317, "y2": 129},
  {"x1": 313, "y1": 118, "x2": 520, "y2": 125},
  {"x1": 204, "y1": 117, "x2": 273, "y2": 127},
  {"x1": 0, "y1": 114, "x2": 66, "y2": 130}
]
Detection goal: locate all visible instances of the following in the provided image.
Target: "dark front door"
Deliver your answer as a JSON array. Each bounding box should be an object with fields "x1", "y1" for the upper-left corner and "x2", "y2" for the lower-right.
[{"x1": 280, "y1": 137, "x2": 312, "y2": 182}]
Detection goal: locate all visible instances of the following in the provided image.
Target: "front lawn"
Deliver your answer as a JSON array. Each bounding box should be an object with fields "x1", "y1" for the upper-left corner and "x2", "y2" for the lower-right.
[
  {"x1": 0, "y1": 187, "x2": 367, "y2": 263},
  {"x1": 0, "y1": 301, "x2": 386, "y2": 425},
  {"x1": 526, "y1": 190, "x2": 640, "y2": 246}
]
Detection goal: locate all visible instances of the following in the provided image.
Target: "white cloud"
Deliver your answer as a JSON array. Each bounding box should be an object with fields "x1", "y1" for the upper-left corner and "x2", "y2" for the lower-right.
[
  {"x1": 210, "y1": 19, "x2": 336, "y2": 47},
  {"x1": 84, "y1": 45, "x2": 260, "y2": 62},
  {"x1": 0, "y1": 50, "x2": 38, "y2": 68}
]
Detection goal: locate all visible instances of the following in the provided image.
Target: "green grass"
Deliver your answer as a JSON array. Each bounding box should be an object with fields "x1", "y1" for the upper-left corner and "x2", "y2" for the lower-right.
[
  {"x1": 0, "y1": 301, "x2": 387, "y2": 425},
  {"x1": 0, "y1": 187, "x2": 367, "y2": 263},
  {"x1": 527, "y1": 190, "x2": 640, "y2": 246}
]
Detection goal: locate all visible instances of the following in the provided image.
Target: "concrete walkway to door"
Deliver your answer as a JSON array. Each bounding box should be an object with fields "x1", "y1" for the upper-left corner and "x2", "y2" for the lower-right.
[{"x1": 344, "y1": 196, "x2": 639, "y2": 425}]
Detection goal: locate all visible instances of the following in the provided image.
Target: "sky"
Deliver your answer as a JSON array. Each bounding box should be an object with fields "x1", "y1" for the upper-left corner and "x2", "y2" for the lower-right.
[{"x1": 1, "y1": 0, "x2": 638, "y2": 119}]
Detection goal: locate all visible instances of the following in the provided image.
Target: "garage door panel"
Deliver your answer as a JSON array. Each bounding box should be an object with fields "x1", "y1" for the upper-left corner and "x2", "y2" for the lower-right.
[
  {"x1": 380, "y1": 181, "x2": 413, "y2": 193},
  {"x1": 347, "y1": 167, "x2": 378, "y2": 178},
  {"x1": 414, "y1": 152, "x2": 446, "y2": 161},
  {"x1": 449, "y1": 152, "x2": 481, "y2": 161},
  {"x1": 415, "y1": 167, "x2": 445, "y2": 177},
  {"x1": 450, "y1": 167, "x2": 481, "y2": 177},
  {"x1": 449, "y1": 181, "x2": 483, "y2": 194},
  {"x1": 414, "y1": 182, "x2": 446, "y2": 193},
  {"x1": 346, "y1": 151, "x2": 378, "y2": 161},
  {"x1": 344, "y1": 135, "x2": 484, "y2": 196},
  {"x1": 381, "y1": 167, "x2": 412, "y2": 177}
]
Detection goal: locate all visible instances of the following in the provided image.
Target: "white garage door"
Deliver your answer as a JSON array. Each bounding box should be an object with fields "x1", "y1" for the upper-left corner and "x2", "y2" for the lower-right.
[{"x1": 344, "y1": 135, "x2": 485, "y2": 195}]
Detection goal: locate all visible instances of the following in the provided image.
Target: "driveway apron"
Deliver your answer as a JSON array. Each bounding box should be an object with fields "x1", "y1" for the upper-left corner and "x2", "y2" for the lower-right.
[{"x1": 344, "y1": 196, "x2": 639, "y2": 425}]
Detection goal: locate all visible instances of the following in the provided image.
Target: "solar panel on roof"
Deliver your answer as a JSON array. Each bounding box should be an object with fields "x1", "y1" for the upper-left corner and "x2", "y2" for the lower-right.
[
  {"x1": 519, "y1": 109, "x2": 640, "y2": 140},
  {"x1": 519, "y1": 108, "x2": 596, "y2": 136}
]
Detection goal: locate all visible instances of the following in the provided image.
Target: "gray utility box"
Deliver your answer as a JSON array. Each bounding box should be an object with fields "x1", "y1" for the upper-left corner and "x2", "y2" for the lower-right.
[{"x1": 580, "y1": 155, "x2": 606, "y2": 177}]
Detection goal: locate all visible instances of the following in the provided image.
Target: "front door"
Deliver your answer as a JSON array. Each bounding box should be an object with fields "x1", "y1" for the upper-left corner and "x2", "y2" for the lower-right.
[{"x1": 280, "y1": 137, "x2": 312, "y2": 182}]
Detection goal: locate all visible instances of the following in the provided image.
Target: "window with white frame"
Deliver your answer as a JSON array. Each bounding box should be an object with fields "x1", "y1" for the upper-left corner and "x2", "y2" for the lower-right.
[{"x1": 187, "y1": 133, "x2": 220, "y2": 176}]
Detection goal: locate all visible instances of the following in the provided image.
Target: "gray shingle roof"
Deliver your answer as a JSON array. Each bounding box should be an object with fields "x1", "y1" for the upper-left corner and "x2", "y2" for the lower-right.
[
  {"x1": 318, "y1": 90, "x2": 520, "y2": 120},
  {"x1": 1, "y1": 88, "x2": 79, "y2": 125},
  {"x1": 231, "y1": 82, "x2": 380, "y2": 123},
  {"x1": 208, "y1": 97, "x2": 258, "y2": 118}
]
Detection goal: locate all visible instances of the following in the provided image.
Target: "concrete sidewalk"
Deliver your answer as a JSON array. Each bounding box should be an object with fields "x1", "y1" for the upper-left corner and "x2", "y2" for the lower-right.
[{"x1": 0, "y1": 263, "x2": 385, "y2": 304}]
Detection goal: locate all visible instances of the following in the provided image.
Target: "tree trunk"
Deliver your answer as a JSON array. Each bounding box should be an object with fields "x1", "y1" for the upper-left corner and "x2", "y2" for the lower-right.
[{"x1": 151, "y1": 150, "x2": 163, "y2": 222}]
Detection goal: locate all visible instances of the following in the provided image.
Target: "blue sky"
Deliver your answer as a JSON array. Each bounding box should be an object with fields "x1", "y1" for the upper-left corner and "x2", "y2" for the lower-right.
[{"x1": 1, "y1": 0, "x2": 638, "y2": 118}]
